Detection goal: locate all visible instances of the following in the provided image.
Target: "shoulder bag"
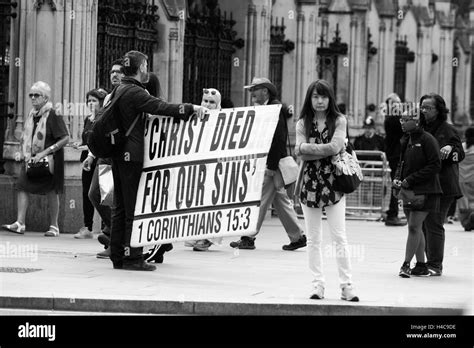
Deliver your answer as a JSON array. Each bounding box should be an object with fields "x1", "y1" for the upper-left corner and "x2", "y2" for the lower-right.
[
  {"x1": 278, "y1": 124, "x2": 299, "y2": 186},
  {"x1": 331, "y1": 144, "x2": 363, "y2": 194}
]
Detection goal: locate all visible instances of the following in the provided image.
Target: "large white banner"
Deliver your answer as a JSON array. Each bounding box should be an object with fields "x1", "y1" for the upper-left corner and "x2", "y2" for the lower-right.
[{"x1": 130, "y1": 105, "x2": 281, "y2": 247}]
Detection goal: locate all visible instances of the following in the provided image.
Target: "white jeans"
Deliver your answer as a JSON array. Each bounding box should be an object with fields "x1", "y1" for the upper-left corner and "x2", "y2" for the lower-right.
[{"x1": 301, "y1": 196, "x2": 353, "y2": 289}]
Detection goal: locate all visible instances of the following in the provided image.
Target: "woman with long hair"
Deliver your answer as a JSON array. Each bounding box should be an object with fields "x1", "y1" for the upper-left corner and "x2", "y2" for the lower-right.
[{"x1": 294, "y1": 79, "x2": 358, "y2": 301}]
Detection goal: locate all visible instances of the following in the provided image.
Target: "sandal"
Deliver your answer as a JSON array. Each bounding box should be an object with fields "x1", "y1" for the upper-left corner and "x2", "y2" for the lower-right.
[
  {"x1": 2, "y1": 221, "x2": 25, "y2": 234},
  {"x1": 44, "y1": 225, "x2": 60, "y2": 237}
]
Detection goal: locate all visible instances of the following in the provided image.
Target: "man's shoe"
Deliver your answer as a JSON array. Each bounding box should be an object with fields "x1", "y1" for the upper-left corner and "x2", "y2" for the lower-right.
[
  {"x1": 193, "y1": 239, "x2": 212, "y2": 251},
  {"x1": 98, "y1": 233, "x2": 110, "y2": 247},
  {"x1": 411, "y1": 262, "x2": 430, "y2": 277},
  {"x1": 282, "y1": 235, "x2": 307, "y2": 251},
  {"x1": 112, "y1": 262, "x2": 123, "y2": 269},
  {"x1": 96, "y1": 247, "x2": 111, "y2": 259},
  {"x1": 144, "y1": 244, "x2": 173, "y2": 263},
  {"x1": 385, "y1": 217, "x2": 407, "y2": 226},
  {"x1": 229, "y1": 236, "x2": 255, "y2": 249},
  {"x1": 309, "y1": 285, "x2": 325, "y2": 300},
  {"x1": 341, "y1": 284, "x2": 359, "y2": 302},
  {"x1": 74, "y1": 226, "x2": 93, "y2": 239},
  {"x1": 122, "y1": 261, "x2": 156, "y2": 271},
  {"x1": 2, "y1": 221, "x2": 25, "y2": 234},
  {"x1": 427, "y1": 266, "x2": 442, "y2": 277},
  {"x1": 399, "y1": 261, "x2": 411, "y2": 278}
]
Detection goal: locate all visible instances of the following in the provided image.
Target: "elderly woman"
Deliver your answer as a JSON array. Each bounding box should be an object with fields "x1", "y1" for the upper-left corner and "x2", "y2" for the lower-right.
[
  {"x1": 185, "y1": 88, "x2": 224, "y2": 252},
  {"x1": 419, "y1": 93, "x2": 465, "y2": 276},
  {"x1": 2, "y1": 81, "x2": 69, "y2": 236},
  {"x1": 73, "y1": 88, "x2": 107, "y2": 239}
]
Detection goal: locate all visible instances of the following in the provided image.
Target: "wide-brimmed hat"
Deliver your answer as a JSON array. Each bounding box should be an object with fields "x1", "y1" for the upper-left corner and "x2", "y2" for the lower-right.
[{"x1": 244, "y1": 77, "x2": 277, "y2": 96}]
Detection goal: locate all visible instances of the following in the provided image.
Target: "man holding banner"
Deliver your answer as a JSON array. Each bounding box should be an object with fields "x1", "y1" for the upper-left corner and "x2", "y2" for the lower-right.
[
  {"x1": 230, "y1": 77, "x2": 306, "y2": 250},
  {"x1": 110, "y1": 50, "x2": 208, "y2": 271}
]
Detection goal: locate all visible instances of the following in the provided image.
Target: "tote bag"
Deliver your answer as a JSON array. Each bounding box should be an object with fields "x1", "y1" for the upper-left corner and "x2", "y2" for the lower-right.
[{"x1": 331, "y1": 147, "x2": 363, "y2": 194}]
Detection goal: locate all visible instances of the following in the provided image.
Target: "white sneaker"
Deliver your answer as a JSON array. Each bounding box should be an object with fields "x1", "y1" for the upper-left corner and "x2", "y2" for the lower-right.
[
  {"x1": 309, "y1": 285, "x2": 325, "y2": 300},
  {"x1": 184, "y1": 240, "x2": 197, "y2": 247},
  {"x1": 2, "y1": 221, "x2": 25, "y2": 234},
  {"x1": 74, "y1": 227, "x2": 93, "y2": 239},
  {"x1": 341, "y1": 284, "x2": 359, "y2": 302}
]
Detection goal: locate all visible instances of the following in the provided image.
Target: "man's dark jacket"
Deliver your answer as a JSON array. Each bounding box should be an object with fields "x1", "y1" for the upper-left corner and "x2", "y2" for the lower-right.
[
  {"x1": 266, "y1": 98, "x2": 288, "y2": 171},
  {"x1": 424, "y1": 119, "x2": 465, "y2": 198},
  {"x1": 114, "y1": 77, "x2": 195, "y2": 162},
  {"x1": 398, "y1": 128, "x2": 442, "y2": 195}
]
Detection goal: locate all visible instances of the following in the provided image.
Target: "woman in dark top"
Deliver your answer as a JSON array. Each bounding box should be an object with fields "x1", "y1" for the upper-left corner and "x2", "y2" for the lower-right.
[
  {"x1": 73, "y1": 88, "x2": 107, "y2": 239},
  {"x1": 394, "y1": 110, "x2": 442, "y2": 278},
  {"x1": 419, "y1": 93, "x2": 465, "y2": 276},
  {"x1": 2, "y1": 81, "x2": 69, "y2": 236}
]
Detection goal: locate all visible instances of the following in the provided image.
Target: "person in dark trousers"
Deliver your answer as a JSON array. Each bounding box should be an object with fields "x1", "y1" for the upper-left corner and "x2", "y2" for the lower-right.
[
  {"x1": 141, "y1": 72, "x2": 173, "y2": 263},
  {"x1": 110, "y1": 50, "x2": 208, "y2": 271},
  {"x1": 419, "y1": 93, "x2": 464, "y2": 276},
  {"x1": 229, "y1": 77, "x2": 306, "y2": 251},
  {"x1": 83, "y1": 59, "x2": 125, "y2": 259},
  {"x1": 394, "y1": 111, "x2": 442, "y2": 278},
  {"x1": 383, "y1": 93, "x2": 407, "y2": 226},
  {"x1": 73, "y1": 88, "x2": 107, "y2": 239}
]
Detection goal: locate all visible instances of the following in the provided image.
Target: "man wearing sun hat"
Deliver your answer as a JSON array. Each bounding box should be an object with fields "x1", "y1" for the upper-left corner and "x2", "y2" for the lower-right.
[{"x1": 229, "y1": 77, "x2": 306, "y2": 251}]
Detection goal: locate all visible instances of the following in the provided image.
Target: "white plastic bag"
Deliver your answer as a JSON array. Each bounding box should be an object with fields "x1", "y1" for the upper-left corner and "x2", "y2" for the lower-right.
[{"x1": 98, "y1": 164, "x2": 114, "y2": 206}]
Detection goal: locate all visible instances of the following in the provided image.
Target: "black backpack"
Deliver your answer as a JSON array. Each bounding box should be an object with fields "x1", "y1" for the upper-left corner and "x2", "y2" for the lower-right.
[{"x1": 87, "y1": 85, "x2": 140, "y2": 158}]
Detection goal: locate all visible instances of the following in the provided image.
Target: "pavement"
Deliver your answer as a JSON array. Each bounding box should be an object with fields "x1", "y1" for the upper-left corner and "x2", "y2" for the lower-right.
[{"x1": 0, "y1": 215, "x2": 472, "y2": 316}]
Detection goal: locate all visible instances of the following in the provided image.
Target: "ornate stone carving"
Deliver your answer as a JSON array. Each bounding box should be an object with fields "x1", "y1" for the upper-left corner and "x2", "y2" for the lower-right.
[{"x1": 33, "y1": 0, "x2": 57, "y2": 11}]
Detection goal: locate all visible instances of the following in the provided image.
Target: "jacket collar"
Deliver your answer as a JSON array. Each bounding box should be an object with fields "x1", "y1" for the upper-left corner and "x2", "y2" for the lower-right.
[{"x1": 120, "y1": 76, "x2": 146, "y2": 89}]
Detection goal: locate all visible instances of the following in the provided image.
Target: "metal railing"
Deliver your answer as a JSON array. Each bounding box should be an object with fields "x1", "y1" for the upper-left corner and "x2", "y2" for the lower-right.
[{"x1": 345, "y1": 150, "x2": 391, "y2": 220}]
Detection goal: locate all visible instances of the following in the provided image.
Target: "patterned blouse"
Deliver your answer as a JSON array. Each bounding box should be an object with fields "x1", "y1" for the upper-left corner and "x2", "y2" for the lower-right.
[{"x1": 300, "y1": 121, "x2": 343, "y2": 208}]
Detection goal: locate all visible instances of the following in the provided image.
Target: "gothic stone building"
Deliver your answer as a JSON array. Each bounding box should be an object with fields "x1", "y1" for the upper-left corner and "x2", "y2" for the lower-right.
[{"x1": 0, "y1": 0, "x2": 472, "y2": 231}]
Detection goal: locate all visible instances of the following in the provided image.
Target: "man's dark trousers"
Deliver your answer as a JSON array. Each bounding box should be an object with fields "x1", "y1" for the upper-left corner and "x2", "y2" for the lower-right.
[
  {"x1": 110, "y1": 159, "x2": 143, "y2": 266},
  {"x1": 423, "y1": 196, "x2": 455, "y2": 272}
]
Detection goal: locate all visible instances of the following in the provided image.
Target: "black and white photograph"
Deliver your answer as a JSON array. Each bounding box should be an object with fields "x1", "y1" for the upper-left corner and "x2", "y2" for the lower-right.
[{"x1": 0, "y1": 0, "x2": 473, "y2": 346}]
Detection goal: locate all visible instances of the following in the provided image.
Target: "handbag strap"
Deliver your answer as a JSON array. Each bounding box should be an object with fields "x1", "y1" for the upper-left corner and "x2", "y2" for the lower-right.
[{"x1": 284, "y1": 118, "x2": 292, "y2": 157}]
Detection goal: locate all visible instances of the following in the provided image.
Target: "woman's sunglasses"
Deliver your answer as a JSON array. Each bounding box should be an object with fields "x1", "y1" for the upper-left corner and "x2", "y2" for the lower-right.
[
  {"x1": 203, "y1": 89, "x2": 217, "y2": 95},
  {"x1": 28, "y1": 93, "x2": 43, "y2": 99}
]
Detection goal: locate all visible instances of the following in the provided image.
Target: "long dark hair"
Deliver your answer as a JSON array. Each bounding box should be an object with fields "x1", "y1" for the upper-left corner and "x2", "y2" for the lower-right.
[
  {"x1": 145, "y1": 72, "x2": 163, "y2": 98},
  {"x1": 419, "y1": 93, "x2": 449, "y2": 126},
  {"x1": 465, "y1": 126, "x2": 474, "y2": 149},
  {"x1": 299, "y1": 79, "x2": 343, "y2": 140}
]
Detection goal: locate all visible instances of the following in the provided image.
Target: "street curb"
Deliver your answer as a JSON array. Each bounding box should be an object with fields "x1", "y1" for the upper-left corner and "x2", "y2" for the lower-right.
[{"x1": 0, "y1": 296, "x2": 464, "y2": 316}]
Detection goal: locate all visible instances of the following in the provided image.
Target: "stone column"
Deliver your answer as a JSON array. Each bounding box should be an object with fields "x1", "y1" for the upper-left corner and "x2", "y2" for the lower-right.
[
  {"x1": 1, "y1": 0, "x2": 98, "y2": 233},
  {"x1": 4, "y1": 0, "x2": 98, "y2": 175},
  {"x1": 154, "y1": 0, "x2": 186, "y2": 103},
  {"x1": 294, "y1": 1, "x2": 318, "y2": 118},
  {"x1": 244, "y1": 0, "x2": 271, "y2": 106}
]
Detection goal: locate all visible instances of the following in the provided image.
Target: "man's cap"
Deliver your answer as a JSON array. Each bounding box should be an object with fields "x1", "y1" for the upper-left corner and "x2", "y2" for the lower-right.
[
  {"x1": 363, "y1": 116, "x2": 375, "y2": 128},
  {"x1": 244, "y1": 77, "x2": 277, "y2": 96}
]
